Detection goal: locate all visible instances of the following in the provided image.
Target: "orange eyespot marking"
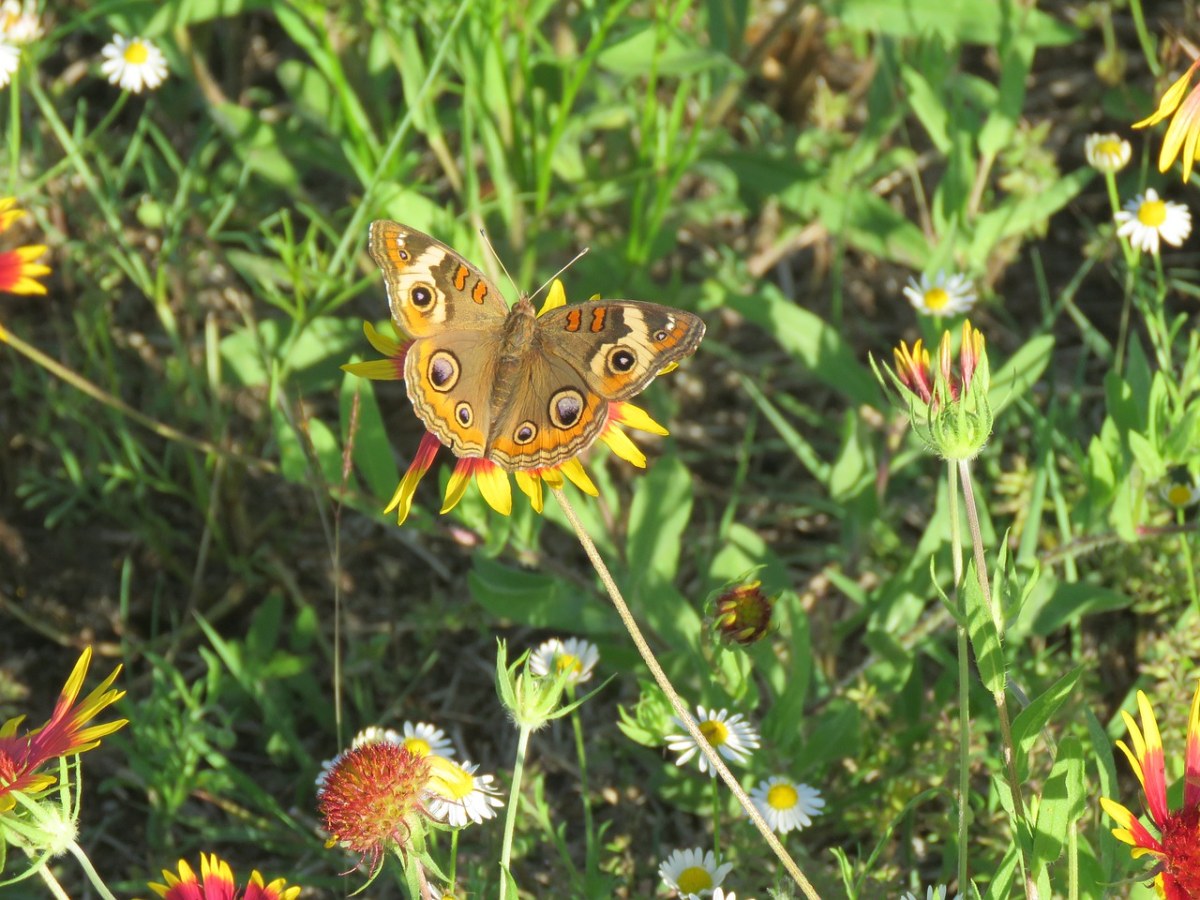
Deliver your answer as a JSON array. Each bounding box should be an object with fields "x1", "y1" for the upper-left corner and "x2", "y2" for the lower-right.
[
  {"x1": 590, "y1": 308, "x2": 607, "y2": 333},
  {"x1": 565, "y1": 309, "x2": 583, "y2": 332},
  {"x1": 454, "y1": 265, "x2": 470, "y2": 291},
  {"x1": 472, "y1": 281, "x2": 489, "y2": 304}
]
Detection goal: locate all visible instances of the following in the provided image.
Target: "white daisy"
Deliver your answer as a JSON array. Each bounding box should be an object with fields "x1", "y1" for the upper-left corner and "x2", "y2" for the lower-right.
[
  {"x1": 398, "y1": 720, "x2": 455, "y2": 759},
  {"x1": 0, "y1": 1, "x2": 40, "y2": 44},
  {"x1": 901, "y1": 887, "x2": 961, "y2": 900},
  {"x1": 529, "y1": 636, "x2": 600, "y2": 684},
  {"x1": 99, "y1": 34, "x2": 168, "y2": 94},
  {"x1": 1162, "y1": 479, "x2": 1200, "y2": 509},
  {"x1": 427, "y1": 759, "x2": 504, "y2": 827},
  {"x1": 666, "y1": 705, "x2": 760, "y2": 775},
  {"x1": 658, "y1": 847, "x2": 732, "y2": 899},
  {"x1": 1085, "y1": 132, "x2": 1132, "y2": 173},
  {"x1": 903, "y1": 270, "x2": 976, "y2": 317},
  {"x1": 0, "y1": 40, "x2": 17, "y2": 89},
  {"x1": 1114, "y1": 188, "x2": 1192, "y2": 254},
  {"x1": 748, "y1": 776, "x2": 825, "y2": 833}
]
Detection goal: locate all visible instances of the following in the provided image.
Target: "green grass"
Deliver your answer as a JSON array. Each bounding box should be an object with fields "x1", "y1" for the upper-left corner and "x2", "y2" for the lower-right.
[{"x1": 2, "y1": 0, "x2": 1199, "y2": 897}]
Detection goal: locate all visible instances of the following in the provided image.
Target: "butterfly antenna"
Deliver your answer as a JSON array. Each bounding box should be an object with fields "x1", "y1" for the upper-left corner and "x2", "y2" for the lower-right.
[
  {"x1": 477, "y1": 228, "x2": 523, "y2": 300},
  {"x1": 529, "y1": 247, "x2": 589, "y2": 303}
]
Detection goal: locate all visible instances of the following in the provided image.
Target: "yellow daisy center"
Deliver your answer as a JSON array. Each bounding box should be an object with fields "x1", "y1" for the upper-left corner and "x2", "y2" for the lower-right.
[
  {"x1": 123, "y1": 40, "x2": 149, "y2": 65},
  {"x1": 1138, "y1": 199, "x2": 1167, "y2": 228},
  {"x1": 1096, "y1": 138, "x2": 1121, "y2": 157},
  {"x1": 767, "y1": 782, "x2": 800, "y2": 810},
  {"x1": 924, "y1": 287, "x2": 950, "y2": 311},
  {"x1": 700, "y1": 719, "x2": 729, "y2": 747},
  {"x1": 1167, "y1": 484, "x2": 1193, "y2": 507},
  {"x1": 403, "y1": 737, "x2": 432, "y2": 757},
  {"x1": 677, "y1": 866, "x2": 714, "y2": 893},
  {"x1": 555, "y1": 653, "x2": 582, "y2": 676}
]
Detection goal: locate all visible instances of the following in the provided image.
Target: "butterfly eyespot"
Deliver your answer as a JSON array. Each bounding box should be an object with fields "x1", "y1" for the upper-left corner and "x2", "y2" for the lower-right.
[
  {"x1": 514, "y1": 422, "x2": 538, "y2": 445},
  {"x1": 654, "y1": 329, "x2": 669, "y2": 342},
  {"x1": 398, "y1": 248, "x2": 410, "y2": 261},
  {"x1": 411, "y1": 284, "x2": 435, "y2": 309},
  {"x1": 428, "y1": 351, "x2": 460, "y2": 392},
  {"x1": 608, "y1": 347, "x2": 637, "y2": 373},
  {"x1": 549, "y1": 389, "x2": 585, "y2": 429},
  {"x1": 455, "y1": 402, "x2": 473, "y2": 427}
]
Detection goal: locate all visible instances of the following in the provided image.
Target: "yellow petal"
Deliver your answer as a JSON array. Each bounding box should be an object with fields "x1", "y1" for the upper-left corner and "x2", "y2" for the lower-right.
[
  {"x1": 364, "y1": 320, "x2": 403, "y2": 356},
  {"x1": 385, "y1": 435, "x2": 440, "y2": 524},
  {"x1": 558, "y1": 458, "x2": 599, "y2": 496},
  {"x1": 475, "y1": 463, "x2": 513, "y2": 516},
  {"x1": 341, "y1": 359, "x2": 403, "y2": 380},
  {"x1": 659, "y1": 361, "x2": 679, "y2": 374},
  {"x1": 514, "y1": 470, "x2": 545, "y2": 513},
  {"x1": 612, "y1": 401, "x2": 668, "y2": 435},
  {"x1": 1134, "y1": 59, "x2": 1200, "y2": 129},
  {"x1": 441, "y1": 463, "x2": 474, "y2": 513},
  {"x1": 537, "y1": 279, "x2": 567, "y2": 315},
  {"x1": 539, "y1": 467, "x2": 564, "y2": 489},
  {"x1": 599, "y1": 425, "x2": 646, "y2": 467}
]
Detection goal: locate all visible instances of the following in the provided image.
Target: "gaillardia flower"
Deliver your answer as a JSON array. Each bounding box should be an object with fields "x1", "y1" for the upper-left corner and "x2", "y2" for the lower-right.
[
  {"x1": 0, "y1": 197, "x2": 50, "y2": 295},
  {"x1": 150, "y1": 853, "x2": 299, "y2": 900},
  {"x1": 902, "y1": 270, "x2": 977, "y2": 317},
  {"x1": 710, "y1": 580, "x2": 775, "y2": 646},
  {"x1": 1100, "y1": 683, "x2": 1200, "y2": 898},
  {"x1": 346, "y1": 279, "x2": 685, "y2": 524},
  {"x1": 0, "y1": 647, "x2": 126, "y2": 812},
  {"x1": 875, "y1": 320, "x2": 992, "y2": 462},
  {"x1": 1114, "y1": 189, "x2": 1192, "y2": 255},
  {"x1": 1134, "y1": 57, "x2": 1200, "y2": 182}
]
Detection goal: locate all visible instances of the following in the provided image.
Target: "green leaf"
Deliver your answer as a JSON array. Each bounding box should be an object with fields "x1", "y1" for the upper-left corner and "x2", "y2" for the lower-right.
[
  {"x1": 829, "y1": 0, "x2": 1078, "y2": 45},
  {"x1": 626, "y1": 454, "x2": 693, "y2": 592},
  {"x1": 339, "y1": 370, "x2": 399, "y2": 503},
  {"x1": 990, "y1": 334, "x2": 1054, "y2": 414},
  {"x1": 725, "y1": 283, "x2": 881, "y2": 407},
  {"x1": 967, "y1": 169, "x2": 1091, "y2": 269},
  {"x1": 1031, "y1": 583, "x2": 1134, "y2": 635},
  {"x1": 1031, "y1": 735, "x2": 1085, "y2": 871},
  {"x1": 964, "y1": 559, "x2": 1005, "y2": 693},
  {"x1": 272, "y1": 406, "x2": 341, "y2": 487},
  {"x1": 1011, "y1": 666, "x2": 1082, "y2": 777},
  {"x1": 468, "y1": 559, "x2": 614, "y2": 633}
]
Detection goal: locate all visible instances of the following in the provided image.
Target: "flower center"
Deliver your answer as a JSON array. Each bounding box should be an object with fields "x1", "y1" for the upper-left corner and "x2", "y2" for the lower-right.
[
  {"x1": 1097, "y1": 138, "x2": 1121, "y2": 156},
  {"x1": 403, "y1": 737, "x2": 432, "y2": 757},
  {"x1": 768, "y1": 782, "x2": 800, "y2": 811},
  {"x1": 1167, "y1": 484, "x2": 1194, "y2": 507},
  {"x1": 924, "y1": 287, "x2": 950, "y2": 311},
  {"x1": 677, "y1": 866, "x2": 714, "y2": 893},
  {"x1": 1161, "y1": 806, "x2": 1200, "y2": 895},
  {"x1": 555, "y1": 653, "x2": 582, "y2": 676},
  {"x1": 1138, "y1": 199, "x2": 1168, "y2": 228},
  {"x1": 700, "y1": 719, "x2": 729, "y2": 747},
  {"x1": 123, "y1": 40, "x2": 149, "y2": 65}
]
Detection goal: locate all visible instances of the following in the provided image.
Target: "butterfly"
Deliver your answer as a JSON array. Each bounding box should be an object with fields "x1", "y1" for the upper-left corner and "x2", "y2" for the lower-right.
[{"x1": 367, "y1": 221, "x2": 706, "y2": 475}]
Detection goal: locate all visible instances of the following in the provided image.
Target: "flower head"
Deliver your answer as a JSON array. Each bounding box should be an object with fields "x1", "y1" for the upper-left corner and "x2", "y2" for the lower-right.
[
  {"x1": 1100, "y1": 682, "x2": 1200, "y2": 898},
  {"x1": 317, "y1": 739, "x2": 434, "y2": 874},
  {"x1": 659, "y1": 847, "x2": 732, "y2": 899},
  {"x1": 397, "y1": 720, "x2": 455, "y2": 759},
  {"x1": 426, "y1": 758, "x2": 504, "y2": 827},
  {"x1": 1163, "y1": 468, "x2": 1200, "y2": 509},
  {"x1": 902, "y1": 270, "x2": 976, "y2": 318},
  {"x1": 749, "y1": 776, "x2": 825, "y2": 833},
  {"x1": 665, "y1": 705, "x2": 760, "y2": 776},
  {"x1": 0, "y1": 1, "x2": 39, "y2": 44},
  {"x1": 1134, "y1": 58, "x2": 1200, "y2": 182},
  {"x1": 149, "y1": 853, "x2": 300, "y2": 900},
  {"x1": 0, "y1": 197, "x2": 49, "y2": 294},
  {"x1": 1085, "y1": 132, "x2": 1132, "y2": 173},
  {"x1": 1114, "y1": 189, "x2": 1192, "y2": 254},
  {"x1": 877, "y1": 321, "x2": 992, "y2": 461},
  {"x1": 346, "y1": 279, "x2": 692, "y2": 525},
  {"x1": 529, "y1": 637, "x2": 600, "y2": 684},
  {"x1": 0, "y1": 40, "x2": 16, "y2": 89},
  {"x1": 710, "y1": 581, "x2": 775, "y2": 646},
  {"x1": 100, "y1": 34, "x2": 168, "y2": 94},
  {"x1": 0, "y1": 647, "x2": 126, "y2": 812}
]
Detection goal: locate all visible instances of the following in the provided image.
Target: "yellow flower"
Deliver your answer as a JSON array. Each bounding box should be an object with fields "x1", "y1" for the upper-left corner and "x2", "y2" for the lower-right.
[{"x1": 1134, "y1": 57, "x2": 1200, "y2": 182}]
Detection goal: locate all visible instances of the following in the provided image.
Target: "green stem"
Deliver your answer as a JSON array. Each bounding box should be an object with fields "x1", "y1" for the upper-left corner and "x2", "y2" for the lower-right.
[
  {"x1": 551, "y1": 488, "x2": 817, "y2": 899},
  {"x1": 1178, "y1": 509, "x2": 1199, "y2": 615},
  {"x1": 948, "y1": 461, "x2": 969, "y2": 894},
  {"x1": 65, "y1": 840, "x2": 119, "y2": 900},
  {"x1": 711, "y1": 775, "x2": 722, "y2": 857},
  {"x1": 1127, "y1": 0, "x2": 1160, "y2": 77},
  {"x1": 449, "y1": 828, "x2": 460, "y2": 892},
  {"x1": 568, "y1": 688, "x2": 597, "y2": 879},
  {"x1": 498, "y1": 724, "x2": 533, "y2": 899}
]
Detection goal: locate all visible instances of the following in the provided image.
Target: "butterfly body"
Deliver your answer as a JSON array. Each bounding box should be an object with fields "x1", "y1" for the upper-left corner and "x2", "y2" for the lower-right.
[{"x1": 369, "y1": 221, "x2": 705, "y2": 473}]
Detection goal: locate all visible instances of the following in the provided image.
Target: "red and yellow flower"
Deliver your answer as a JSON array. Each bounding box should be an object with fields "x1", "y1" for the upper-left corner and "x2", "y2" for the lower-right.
[
  {"x1": 1135, "y1": 57, "x2": 1200, "y2": 183},
  {"x1": 1100, "y1": 683, "x2": 1200, "y2": 899},
  {"x1": 345, "y1": 280, "x2": 672, "y2": 524},
  {"x1": 0, "y1": 197, "x2": 50, "y2": 295},
  {"x1": 149, "y1": 853, "x2": 300, "y2": 900},
  {"x1": 0, "y1": 646, "x2": 126, "y2": 812}
]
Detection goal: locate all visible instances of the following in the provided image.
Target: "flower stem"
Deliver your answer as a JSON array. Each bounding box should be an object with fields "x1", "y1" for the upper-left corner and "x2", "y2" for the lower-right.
[
  {"x1": 948, "y1": 461, "x2": 969, "y2": 894},
  {"x1": 498, "y1": 724, "x2": 533, "y2": 899},
  {"x1": 568, "y1": 687, "x2": 598, "y2": 879},
  {"x1": 65, "y1": 840, "x2": 119, "y2": 900},
  {"x1": 711, "y1": 776, "x2": 722, "y2": 857},
  {"x1": 551, "y1": 487, "x2": 817, "y2": 899},
  {"x1": 1177, "y1": 510, "x2": 1199, "y2": 615}
]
